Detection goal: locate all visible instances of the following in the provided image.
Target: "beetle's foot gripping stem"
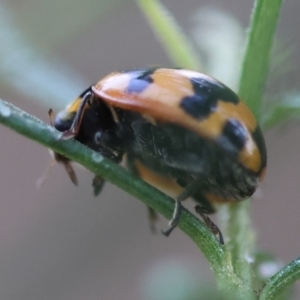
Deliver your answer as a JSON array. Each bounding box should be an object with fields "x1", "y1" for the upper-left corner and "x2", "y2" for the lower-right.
[
  {"x1": 195, "y1": 205, "x2": 224, "y2": 244},
  {"x1": 60, "y1": 129, "x2": 77, "y2": 140},
  {"x1": 162, "y1": 177, "x2": 203, "y2": 237},
  {"x1": 161, "y1": 201, "x2": 183, "y2": 237}
]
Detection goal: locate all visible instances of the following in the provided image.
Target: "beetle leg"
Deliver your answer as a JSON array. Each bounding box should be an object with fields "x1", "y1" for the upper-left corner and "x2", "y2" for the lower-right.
[
  {"x1": 61, "y1": 92, "x2": 92, "y2": 140},
  {"x1": 54, "y1": 152, "x2": 78, "y2": 185},
  {"x1": 161, "y1": 201, "x2": 183, "y2": 236},
  {"x1": 148, "y1": 207, "x2": 159, "y2": 233},
  {"x1": 92, "y1": 175, "x2": 105, "y2": 196},
  {"x1": 162, "y1": 177, "x2": 202, "y2": 237},
  {"x1": 126, "y1": 154, "x2": 160, "y2": 232},
  {"x1": 195, "y1": 205, "x2": 224, "y2": 244}
]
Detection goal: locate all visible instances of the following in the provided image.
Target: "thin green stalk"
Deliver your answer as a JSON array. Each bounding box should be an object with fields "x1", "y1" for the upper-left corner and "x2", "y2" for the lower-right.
[
  {"x1": 0, "y1": 101, "x2": 218, "y2": 257},
  {"x1": 259, "y1": 256, "x2": 300, "y2": 300},
  {"x1": 224, "y1": 0, "x2": 283, "y2": 287},
  {"x1": 0, "y1": 99, "x2": 255, "y2": 298},
  {"x1": 239, "y1": 0, "x2": 283, "y2": 119},
  {"x1": 136, "y1": 0, "x2": 202, "y2": 70},
  {"x1": 221, "y1": 201, "x2": 255, "y2": 288}
]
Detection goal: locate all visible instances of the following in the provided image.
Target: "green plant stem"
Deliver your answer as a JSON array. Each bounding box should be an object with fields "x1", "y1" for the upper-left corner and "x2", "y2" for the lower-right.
[
  {"x1": 259, "y1": 256, "x2": 300, "y2": 300},
  {"x1": 221, "y1": 202, "x2": 255, "y2": 288},
  {"x1": 239, "y1": 0, "x2": 283, "y2": 119},
  {"x1": 224, "y1": 0, "x2": 283, "y2": 287},
  {"x1": 0, "y1": 99, "x2": 255, "y2": 298},
  {"x1": 136, "y1": 0, "x2": 202, "y2": 70}
]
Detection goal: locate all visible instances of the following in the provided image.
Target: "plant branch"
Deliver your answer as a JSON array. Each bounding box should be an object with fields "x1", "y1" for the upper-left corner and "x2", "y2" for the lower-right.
[
  {"x1": 239, "y1": 0, "x2": 283, "y2": 119},
  {"x1": 259, "y1": 256, "x2": 300, "y2": 300},
  {"x1": 0, "y1": 98, "x2": 254, "y2": 297},
  {"x1": 223, "y1": 0, "x2": 283, "y2": 287}
]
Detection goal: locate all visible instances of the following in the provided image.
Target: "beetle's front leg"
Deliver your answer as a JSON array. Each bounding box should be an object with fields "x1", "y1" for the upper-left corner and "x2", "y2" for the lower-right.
[{"x1": 162, "y1": 176, "x2": 203, "y2": 237}]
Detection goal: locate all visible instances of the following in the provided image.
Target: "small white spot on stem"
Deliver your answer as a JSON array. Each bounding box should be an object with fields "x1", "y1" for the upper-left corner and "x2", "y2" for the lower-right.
[
  {"x1": 0, "y1": 103, "x2": 11, "y2": 117},
  {"x1": 92, "y1": 152, "x2": 103, "y2": 163}
]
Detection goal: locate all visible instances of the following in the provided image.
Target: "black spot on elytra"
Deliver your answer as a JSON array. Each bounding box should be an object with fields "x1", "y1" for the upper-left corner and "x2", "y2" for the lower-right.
[
  {"x1": 217, "y1": 119, "x2": 247, "y2": 154},
  {"x1": 126, "y1": 68, "x2": 157, "y2": 94},
  {"x1": 180, "y1": 94, "x2": 216, "y2": 119},
  {"x1": 180, "y1": 77, "x2": 239, "y2": 119}
]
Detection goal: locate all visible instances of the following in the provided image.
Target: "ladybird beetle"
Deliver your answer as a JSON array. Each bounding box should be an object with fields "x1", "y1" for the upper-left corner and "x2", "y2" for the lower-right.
[{"x1": 52, "y1": 67, "x2": 267, "y2": 239}]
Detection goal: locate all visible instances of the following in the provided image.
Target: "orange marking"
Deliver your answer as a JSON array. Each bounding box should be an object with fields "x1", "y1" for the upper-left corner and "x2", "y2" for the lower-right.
[
  {"x1": 66, "y1": 97, "x2": 83, "y2": 114},
  {"x1": 134, "y1": 159, "x2": 183, "y2": 198}
]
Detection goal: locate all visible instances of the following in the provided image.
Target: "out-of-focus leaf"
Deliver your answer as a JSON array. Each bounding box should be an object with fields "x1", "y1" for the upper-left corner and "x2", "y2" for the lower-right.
[
  {"x1": 263, "y1": 92, "x2": 300, "y2": 129},
  {"x1": 139, "y1": 259, "x2": 225, "y2": 300},
  {"x1": 189, "y1": 7, "x2": 244, "y2": 89},
  {"x1": 136, "y1": 0, "x2": 202, "y2": 70},
  {"x1": 8, "y1": 0, "x2": 119, "y2": 50},
  {"x1": 0, "y1": 1, "x2": 119, "y2": 108}
]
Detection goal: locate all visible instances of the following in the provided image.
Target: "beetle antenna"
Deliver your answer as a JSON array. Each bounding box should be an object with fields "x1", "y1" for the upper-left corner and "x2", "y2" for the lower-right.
[
  {"x1": 36, "y1": 158, "x2": 56, "y2": 189},
  {"x1": 37, "y1": 108, "x2": 79, "y2": 188},
  {"x1": 48, "y1": 108, "x2": 54, "y2": 126},
  {"x1": 36, "y1": 109, "x2": 56, "y2": 188}
]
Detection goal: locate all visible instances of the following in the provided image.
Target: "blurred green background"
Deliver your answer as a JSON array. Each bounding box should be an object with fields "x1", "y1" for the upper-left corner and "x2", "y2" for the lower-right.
[{"x1": 0, "y1": 0, "x2": 300, "y2": 299}]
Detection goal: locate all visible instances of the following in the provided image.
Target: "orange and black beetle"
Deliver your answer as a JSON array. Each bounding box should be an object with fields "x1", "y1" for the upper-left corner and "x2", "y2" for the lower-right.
[{"x1": 53, "y1": 67, "x2": 267, "y2": 239}]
